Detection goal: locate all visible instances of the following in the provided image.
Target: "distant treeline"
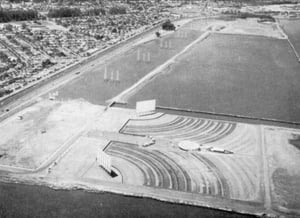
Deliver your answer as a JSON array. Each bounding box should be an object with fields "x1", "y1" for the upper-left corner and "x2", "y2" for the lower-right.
[
  {"x1": 0, "y1": 9, "x2": 38, "y2": 23},
  {"x1": 222, "y1": 11, "x2": 276, "y2": 22},
  {"x1": 85, "y1": 8, "x2": 106, "y2": 16},
  {"x1": 4, "y1": 0, "x2": 29, "y2": 2},
  {"x1": 109, "y1": 6, "x2": 127, "y2": 15},
  {"x1": 48, "y1": 6, "x2": 125, "y2": 18},
  {"x1": 237, "y1": 12, "x2": 276, "y2": 22},
  {"x1": 262, "y1": 0, "x2": 298, "y2": 4},
  {"x1": 48, "y1": 7, "x2": 81, "y2": 18}
]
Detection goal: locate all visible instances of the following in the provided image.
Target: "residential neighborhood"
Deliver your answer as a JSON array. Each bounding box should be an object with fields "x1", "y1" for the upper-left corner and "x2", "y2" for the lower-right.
[{"x1": 0, "y1": 1, "x2": 170, "y2": 98}]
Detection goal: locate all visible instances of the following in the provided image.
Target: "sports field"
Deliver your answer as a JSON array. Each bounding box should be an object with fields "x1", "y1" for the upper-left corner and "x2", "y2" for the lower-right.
[{"x1": 128, "y1": 33, "x2": 300, "y2": 123}]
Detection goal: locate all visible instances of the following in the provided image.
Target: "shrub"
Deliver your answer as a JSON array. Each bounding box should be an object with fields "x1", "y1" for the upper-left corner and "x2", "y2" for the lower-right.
[{"x1": 109, "y1": 6, "x2": 126, "y2": 15}]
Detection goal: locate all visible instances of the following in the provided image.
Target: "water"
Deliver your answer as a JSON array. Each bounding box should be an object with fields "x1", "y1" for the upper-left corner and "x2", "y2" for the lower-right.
[{"x1": 0, "y1": 182, "x2": 256, "y2": 218}]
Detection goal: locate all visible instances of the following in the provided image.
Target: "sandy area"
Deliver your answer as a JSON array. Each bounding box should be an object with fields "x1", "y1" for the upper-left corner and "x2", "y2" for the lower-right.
[{"x1": 265, "y1": 127, "x2": 300, "y2": 213}]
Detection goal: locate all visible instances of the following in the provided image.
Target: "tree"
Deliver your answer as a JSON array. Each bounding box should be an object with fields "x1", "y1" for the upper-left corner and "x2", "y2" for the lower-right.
[
  {"x1": 0, "y1": 9, "x2": 38, "y2": 23},
  {"x1": 5, "y1": 24, "x2": 13, "y2": 31},
  {"x1": 109, "y1": 6, "x2": 126, "y2": 15},
  {"x1": 21, "y1": 22, "x2": 27, "y2": 29},
  {"x1": 162, "y1": 20, "x2": 175, "y2": 31},
  {"x1": 0, "y1": 204, "x2": 8, "y2": 217},
  {"x1": 42, "y1": 59, "x2": 53, "y2": 68},
  {"x1": 48, "y1": 7, "x2": 81, "y2": 18}
]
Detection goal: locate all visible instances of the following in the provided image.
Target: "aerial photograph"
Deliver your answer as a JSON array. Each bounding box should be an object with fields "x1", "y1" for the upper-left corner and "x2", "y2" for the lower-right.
[{"x1": 0, "y1": 0, "x2": 299, "y2": 217}]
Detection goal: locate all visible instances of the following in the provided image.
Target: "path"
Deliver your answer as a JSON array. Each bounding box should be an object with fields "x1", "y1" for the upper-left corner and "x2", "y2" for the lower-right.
[{"x1": 260, "y1": 125, "x2": 272, "y2": 211}]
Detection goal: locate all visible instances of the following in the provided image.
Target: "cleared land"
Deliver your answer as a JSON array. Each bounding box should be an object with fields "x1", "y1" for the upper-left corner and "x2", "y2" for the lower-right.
[
  {"x1": 0, "y1": 99, "x2": 299, "y2": 216},
  {"x1": 128, "y1": 33, "x2": 300, "y2": 123},
  {"x1": 0, "y1": 100, "x2": 101, "y2": 171},
  {"x1": 204, "y1": 18, "x2": 286, "y2": 39},
  {"x1": 265, "y1": 127, "x2": 300, "y2": 214}
]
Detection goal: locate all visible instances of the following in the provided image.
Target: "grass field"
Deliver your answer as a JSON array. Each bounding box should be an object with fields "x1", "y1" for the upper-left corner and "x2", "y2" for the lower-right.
[
  {"x1": 128, "y1": 33, "x2": 300, "y2": 123},
  {"x1": 280, "y1": 19, "x2": 300, "y2": 58}
]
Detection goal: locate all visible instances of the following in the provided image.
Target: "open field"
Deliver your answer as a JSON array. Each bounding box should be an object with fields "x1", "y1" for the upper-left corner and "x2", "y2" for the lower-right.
[
  {"x1": 189, "y1": 18, "x2": 286, "y2": 39},
  {"x1": 51, "y1": 21, "x2": 206, "y2": 105},
  {"x1": 265, "y1": 127, "x2": 300, "y2": 214},
  {"x1": 214, "y1": 18, "x2": 286, "y2": 39},
  {"x1": 280, "y1": 19, "x2": 300, "y2": 59},
  {"x1": 128, "y1": 33, "x2": 300, "y2": 123},
  {"x1": 0, "y1": 100, "x2": 101, "y2": 171}
]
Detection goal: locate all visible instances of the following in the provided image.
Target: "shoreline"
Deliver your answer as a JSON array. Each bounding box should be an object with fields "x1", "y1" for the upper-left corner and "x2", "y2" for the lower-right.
[
  {"x1": 0, "y1": 175, "x2": 265, "y2": 217},
  {"x1": 0, "y1": 180, "x2": 257, "y2": 218}
]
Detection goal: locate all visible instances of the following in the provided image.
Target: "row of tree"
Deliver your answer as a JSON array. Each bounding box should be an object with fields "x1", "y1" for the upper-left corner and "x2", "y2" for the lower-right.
[
  {"x1": 85, "y1": 8, "x2": 106, "y2": 16},
  {"x1": 237, "y1": 12, "x2": 276, "y2": 22},
  {"x1": 109, "y1": 6, "x2": 127, "y2": 15},
  {"x1": 48, "y1": 7, "x2": 81, "y2": 18},
  {"x1": 0, "y1": 9, "x2": 38, "y2": 23},
  {"x1": 48, "y1": 5, "x2": 126, "y2": 18}
]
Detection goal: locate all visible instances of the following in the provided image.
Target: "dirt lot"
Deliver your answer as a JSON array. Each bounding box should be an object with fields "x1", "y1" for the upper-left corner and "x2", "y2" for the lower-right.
[
  {"x1": 265, "y1": 127, "x2": 300, "y2": 214},
  {"x1": 0, "y1": 99, "x2": 101, "y2": 170},
  {"x1": 206, "y1": 18, "x2": 286, "y2": 39}
]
